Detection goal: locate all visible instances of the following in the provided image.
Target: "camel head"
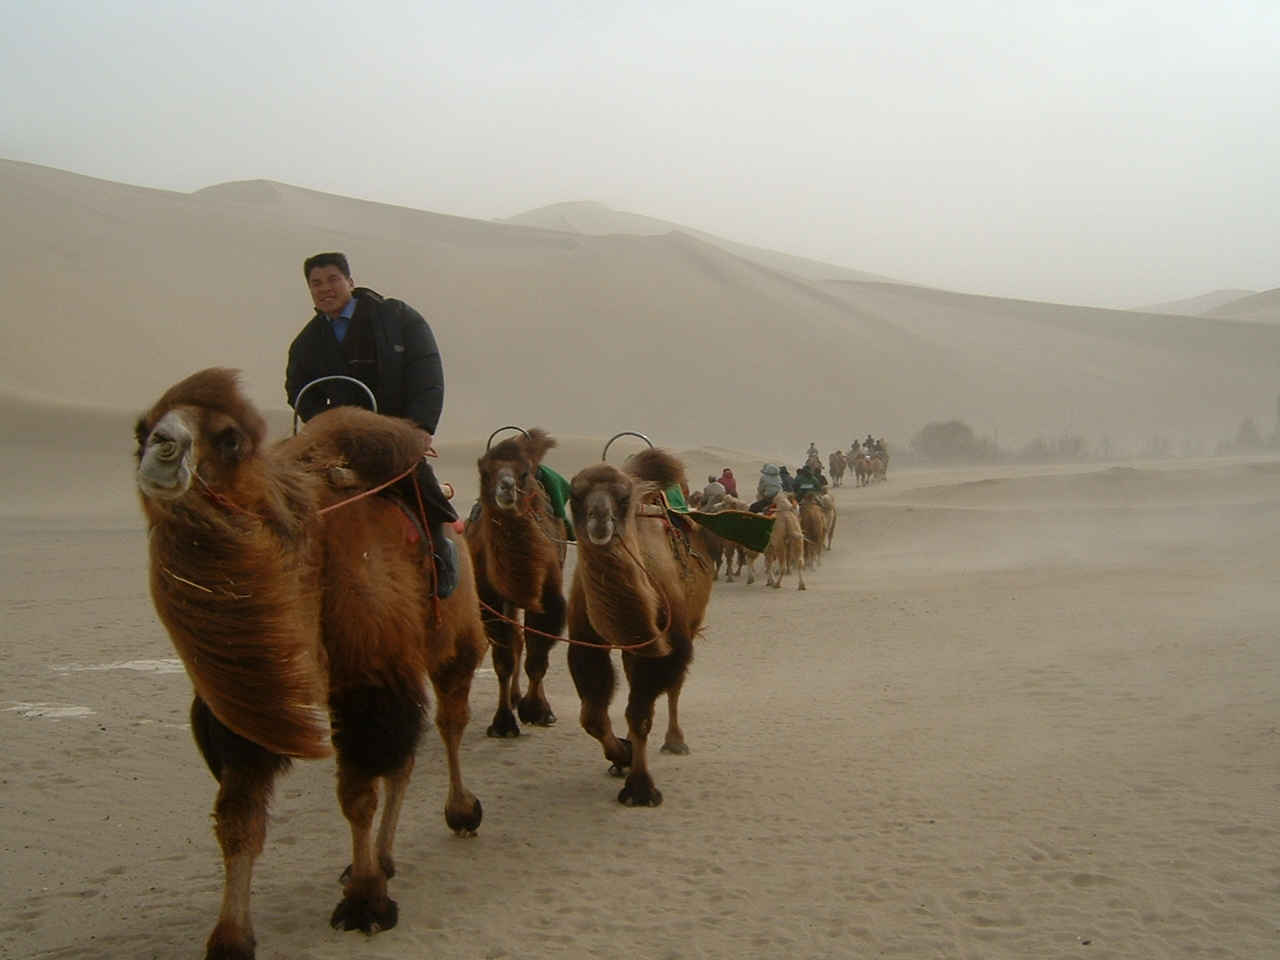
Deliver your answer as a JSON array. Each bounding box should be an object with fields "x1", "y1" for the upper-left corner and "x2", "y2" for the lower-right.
[
  {"x1": 570, "y1": 447, "x2": 685, "y2": 548},
  {"x1": 477, "y1": 427, "x2": 556, "y2": 512},
  {"x1": 136, "y1": 368, "x2": 267, "y2": 502},
  {"x1": 570, "y1": 463, "x2": 636, "y2": 547}
]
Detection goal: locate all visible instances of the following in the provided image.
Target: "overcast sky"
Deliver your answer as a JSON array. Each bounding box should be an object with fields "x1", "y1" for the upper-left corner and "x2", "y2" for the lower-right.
[{"x1": 3, "y1": 1, "x2": 1277, "y2": 309}]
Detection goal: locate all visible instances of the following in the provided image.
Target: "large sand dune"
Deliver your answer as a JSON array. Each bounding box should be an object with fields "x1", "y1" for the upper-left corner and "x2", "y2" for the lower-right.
[{"x1": 3, "y1": 158, "x2": 1278, "y2": 457}]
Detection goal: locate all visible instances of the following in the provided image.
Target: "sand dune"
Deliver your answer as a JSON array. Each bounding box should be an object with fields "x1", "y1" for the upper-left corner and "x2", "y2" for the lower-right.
[{"x1": 3, "y1": 158, "x2": 1278, "y2": 458}]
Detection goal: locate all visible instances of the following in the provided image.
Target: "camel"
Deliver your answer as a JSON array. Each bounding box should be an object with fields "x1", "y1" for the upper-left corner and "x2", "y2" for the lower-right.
[
  {"x1": 828, "y1": 451, "x2": 847, "y2": 487},
  {"x1": 851, "y1": 452, "x2": 871, "y2": 487},
  {"x1": 764, "y1": 491, "x2": 807, "y2": 590},
  {"x1": 718, "y1": 494, "x2": 759, "y2": 584},
  {"x1": 135, "y1": 369, "x2": 486, "y2": 960},
  {"x1": 869, "y1": 453, "x2": 888, "y2": 482},
  {"x1": 819, "y1": 491, "x2": 838, "y2": 549},
  {"x1": 799, "y1": 492, "x2": 827, "y2": 568},
  {"x1": 465, "y1": 428, "x2": 568, "y2": 738},
  {"x1": 566, "y1": 448, "x2": 715, "y2": 806}
]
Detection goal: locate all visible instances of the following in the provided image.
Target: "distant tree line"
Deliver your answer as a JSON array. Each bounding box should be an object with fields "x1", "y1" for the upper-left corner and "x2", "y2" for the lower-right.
[{"x1": 907, "y1": 393, "x2": 1280, "y2": 465}]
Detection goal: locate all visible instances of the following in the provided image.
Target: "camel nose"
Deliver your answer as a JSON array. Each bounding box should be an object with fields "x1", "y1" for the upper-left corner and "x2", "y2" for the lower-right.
[{"x1": 495, "y1": 475, "x2": 518, "y2": 508}]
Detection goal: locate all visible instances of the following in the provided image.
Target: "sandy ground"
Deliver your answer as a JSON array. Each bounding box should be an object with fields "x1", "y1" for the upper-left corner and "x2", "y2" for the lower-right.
[{"x1": 3, "y1": 447, "x2": 1279, "y2": 960}]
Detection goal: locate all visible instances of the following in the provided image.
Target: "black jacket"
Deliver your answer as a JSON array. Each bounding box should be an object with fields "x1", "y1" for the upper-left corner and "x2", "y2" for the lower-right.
[{"x1": 285, "y1": 288, "x2": 444, "y2": 433}]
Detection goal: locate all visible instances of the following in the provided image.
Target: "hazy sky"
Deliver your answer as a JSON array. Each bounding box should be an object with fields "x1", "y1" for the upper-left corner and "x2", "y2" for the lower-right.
[{"x1": 3, "y1": 1, "x2": 1277, "y2": 309}]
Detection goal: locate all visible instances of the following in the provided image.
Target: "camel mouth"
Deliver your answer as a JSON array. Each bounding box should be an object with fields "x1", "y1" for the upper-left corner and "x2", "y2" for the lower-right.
[
  {"x1": 137, "y1": 411, "x2": 195, "y2": 500},
  {"x1": 137, "y1": 466, "x2": 193, "y2": 500}
]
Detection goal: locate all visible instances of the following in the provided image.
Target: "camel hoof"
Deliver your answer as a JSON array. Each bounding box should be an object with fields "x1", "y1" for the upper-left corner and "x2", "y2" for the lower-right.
[
  {"x1": 331, "y1": 893, "x2": 398, "y2": 935},
  {"x1": 517, "y1": 698, "x2": 556, "y2": 726},
  {"x1": 205, "y1": 924, "x2": 256, "y2": 960},
  {"x1": 618, "y1": 776, "x2": 663, "y2": 807},
  {"x1": 446, "y1": 795, "x2": 483, "y2": 836},
  {"x1": 486, "y1": 710, "x2": 521, "y2": 738},
  {"x1": 660, "y1": 741, "x2": 690, "y2": 756}
]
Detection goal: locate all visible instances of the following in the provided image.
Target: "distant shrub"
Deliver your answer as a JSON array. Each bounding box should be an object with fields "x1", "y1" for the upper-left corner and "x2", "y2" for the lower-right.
[{"x1": 909, "y1": 420, "x2": 995, "y2": 464}]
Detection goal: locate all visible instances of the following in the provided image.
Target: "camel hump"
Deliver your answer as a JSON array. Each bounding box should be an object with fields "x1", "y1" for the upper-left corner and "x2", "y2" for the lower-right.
[
  {"x1": 623, "y1": 447, "x2": 686, "y2": 489},
  {"x1": 488, "y1": 427, "x2": 557, "y2": 466},
  {"x1": 290, "y1": 407, "x2": 425, "y2": 487}
]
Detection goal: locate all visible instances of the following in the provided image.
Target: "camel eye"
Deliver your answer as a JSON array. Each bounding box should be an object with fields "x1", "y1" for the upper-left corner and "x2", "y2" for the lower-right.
[{"x1": 216, "y1": 428, "x2": 246, "y2": 459}]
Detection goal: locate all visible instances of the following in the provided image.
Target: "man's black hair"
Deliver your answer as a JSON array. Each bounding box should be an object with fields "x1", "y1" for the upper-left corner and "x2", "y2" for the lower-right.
[{"x1": 304, "y1": 252, "x2": 351, "y2": 279}]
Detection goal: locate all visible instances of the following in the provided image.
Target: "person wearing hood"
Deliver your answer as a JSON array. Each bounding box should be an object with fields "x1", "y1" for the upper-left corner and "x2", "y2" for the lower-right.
[
  {"x1": 718, "y1": 468, "x2": 738, "y2": 497},
  {"x1": 778, "y1": 465, "x2": 795, "y2": 492},
  {"x1": 749, "y1": 463, "x2": 784, "y2": 513}
]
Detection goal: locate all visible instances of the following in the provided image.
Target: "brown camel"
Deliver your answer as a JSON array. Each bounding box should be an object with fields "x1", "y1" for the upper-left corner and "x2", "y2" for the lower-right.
[
  {"x1": 869, "y1": 453, "x2": 888, "y2": 481},
  {"x1": 852, "y1": 452, "x2": 871, "y2": 487},
  {"x1": 465, "y1": 428, "x2": 568, "y2": 738},
  {"x1": 765, "y1": 491, "x2": 807, "y2": 589},
  {"x1": 718, "y1": 494, "x2": 759, "y2": 584},
  {"x1": 799, "y1": 492, "x2": 827, "y2": 568},
  {"x1": 819, "y1": 491, "x2": 838, "y2": 549},
  {"x1": 828, "y1": 450, "x2": 847, "y2": 486},
  {"x1": 135, "y1": 368, "x2": 486, "y2": 960},
  {"x1": 566, "y1": 448, "x2": 715, "y2": 806}
]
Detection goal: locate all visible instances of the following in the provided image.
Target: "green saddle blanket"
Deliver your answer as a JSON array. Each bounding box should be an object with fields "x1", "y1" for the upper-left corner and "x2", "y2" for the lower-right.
[
  {"x1": 536, "y1": 464, "x2": 575, "y2": 541},
  {"x1": 662, "y1": 486, "x2": 775, "y2": 554}
]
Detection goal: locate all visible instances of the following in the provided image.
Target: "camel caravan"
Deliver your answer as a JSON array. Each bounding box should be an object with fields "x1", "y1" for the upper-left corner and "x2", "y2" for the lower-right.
[{"x1": 134, "y1": 370, "x2": 873, "y2": 956}]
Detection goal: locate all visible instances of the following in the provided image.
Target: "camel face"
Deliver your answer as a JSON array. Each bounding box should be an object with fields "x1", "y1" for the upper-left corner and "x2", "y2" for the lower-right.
[
  {"x1": 486, "y1": 461, "x2": 525, "y2": 511},
  {"x1": 581, "y1": 486, "x2": 621, "y2": 545},
  {"x1": 136, "y1": 408, "x2": 196, "y2": 500}
]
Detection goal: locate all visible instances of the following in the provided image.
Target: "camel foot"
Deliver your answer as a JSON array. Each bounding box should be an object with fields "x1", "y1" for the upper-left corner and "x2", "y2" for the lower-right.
[
  {"x1": 331, "y1": 890, "x2": 398, "y2": 935},
  {"x1": 606, "y1": 738, "x2": 633, "y2": 776},
  {"x1": 618, "y1": 773, "x2": 663, "y2": 807},
  {"x1": 660, "y1": 740, "x2": 690, "y2": 756},
  {"x1": 517, "y1": 696, "x2": 557, "y2": 727},
  {"x1": 205, "y1": 923, "x2": 255, "y2": 960},
  {"x1": 486, "y1": 708, "x2": 521, "y2": 739},
  {"x1": 446, "y1": 794, "x2": 483, "y2": 836}
]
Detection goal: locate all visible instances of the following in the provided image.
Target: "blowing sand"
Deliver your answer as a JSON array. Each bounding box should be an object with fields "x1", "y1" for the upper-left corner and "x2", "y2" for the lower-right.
[{"x1": 4, "y1": 441, "x2": 1278, "y2": 959}]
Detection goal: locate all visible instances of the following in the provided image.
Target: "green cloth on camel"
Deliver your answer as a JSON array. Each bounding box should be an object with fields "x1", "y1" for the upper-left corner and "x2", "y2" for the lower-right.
[
  {"x1": 662, "y1": 486, "x2": 775, "y2": 555},
  {"x1": 536, "y1": 464, "x2": 575, "y2": 541}
]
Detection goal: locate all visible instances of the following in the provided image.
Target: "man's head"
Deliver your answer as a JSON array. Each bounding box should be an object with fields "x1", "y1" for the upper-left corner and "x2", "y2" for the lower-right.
[{"x1": 305, "y1": 252, "x2": 355, "y2": 318}]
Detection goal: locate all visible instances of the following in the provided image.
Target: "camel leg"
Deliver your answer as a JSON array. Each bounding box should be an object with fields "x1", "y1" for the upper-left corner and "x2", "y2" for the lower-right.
[
  {"x1": 661, "y1": 678, "x2": 690, "y2": 756},
  {"x1": 567, "y1": 640, "x2": 632, "y2": 773},
  {"x1": 796, "y1": 550, "x2": 807, "y2": 591},
  {"x1": 482, "y1": 590, "x2": 522, "y2": 738},
  {"x1": 190, "y1": 697, "x2": 287, "y2": 960},
  {"x1": 618, "y1": 651, "x2": 689, "y2": 807},
  {"x1": 429, "y1": 640, "x2": 485, "y2": 836},
  {"x1": 517, "y1": 588, "x2": 565, "y2": 726},
  {"x1": 329, "y1": 680, "x2": 426, "y2": 935}
]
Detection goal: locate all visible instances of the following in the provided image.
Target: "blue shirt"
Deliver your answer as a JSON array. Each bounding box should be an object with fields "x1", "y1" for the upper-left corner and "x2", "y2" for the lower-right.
[{"x1": 328, "y1": 297, "x2": 358, "y2": 344}]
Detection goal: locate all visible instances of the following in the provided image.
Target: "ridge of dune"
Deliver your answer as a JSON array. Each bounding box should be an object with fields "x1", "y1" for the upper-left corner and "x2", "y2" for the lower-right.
[{"x1": 2, "y1": 159, "x2": 1278, "y2": 462}]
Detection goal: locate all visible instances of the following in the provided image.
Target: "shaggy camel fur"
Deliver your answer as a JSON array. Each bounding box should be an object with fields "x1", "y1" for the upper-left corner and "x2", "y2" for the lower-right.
[
  {"x1": 136, "y1": 369, "x2": 486, "y2": 960},
  {"x1": 566, "y1": 448, "x2": 715, "y2": 806},
  {"x1": 465, "y1": 429, "x2": 568, "y2": 738},
  {"x1": 799, "y1": 492, "x2": 827, "y2": 569},
  {"x1": 765, "y1": 491, "x2": 807, "y2": 590}
]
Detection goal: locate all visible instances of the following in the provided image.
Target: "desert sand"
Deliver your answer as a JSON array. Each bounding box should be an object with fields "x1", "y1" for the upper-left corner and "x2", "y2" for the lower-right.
[
  {"x1": 3, "y1": 422, "x2": 1279, "y2": 959},
  {"x1": 2, "y1": 162, "x2": 1279, "y2": 959}
]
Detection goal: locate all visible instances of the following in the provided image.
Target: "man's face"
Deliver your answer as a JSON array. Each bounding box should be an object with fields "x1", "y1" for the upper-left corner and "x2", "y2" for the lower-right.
[{"x1": 308, "y1": 265, "x2": 355, "y2": 317}]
